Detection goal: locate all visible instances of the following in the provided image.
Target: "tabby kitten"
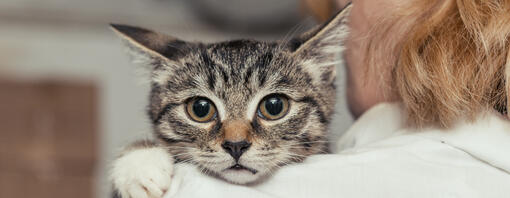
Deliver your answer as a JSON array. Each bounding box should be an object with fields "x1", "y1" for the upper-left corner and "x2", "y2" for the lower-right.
[{"x1": 110, "y1": 5, "x2": 351, "y2": 198}]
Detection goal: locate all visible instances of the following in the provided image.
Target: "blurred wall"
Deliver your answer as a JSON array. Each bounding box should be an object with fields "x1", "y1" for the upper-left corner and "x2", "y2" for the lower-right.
[
  {"x1": 0, "y1": 0, "x2": 352, "y2": 197},
  {"x1": 0, "y1": 79, "x2": 98, "y2": 198}
]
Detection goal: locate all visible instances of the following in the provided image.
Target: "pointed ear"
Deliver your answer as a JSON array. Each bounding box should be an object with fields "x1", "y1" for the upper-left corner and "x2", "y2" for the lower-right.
[
  {"x1": 110, "y1": 24, "x2": 189, "y2": 69},
  {"x1": 289, "y1": 4, "x2": 352, "y2": 84}
]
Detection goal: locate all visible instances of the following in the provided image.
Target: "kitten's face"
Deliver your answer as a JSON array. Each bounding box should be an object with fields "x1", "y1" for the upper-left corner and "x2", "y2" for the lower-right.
[
  {"x1": 112, "y1": 5, "x2": 350, "y2": 184},
  {"x1": 149, "y1": 41, "x2": 334, "y2": 184}
]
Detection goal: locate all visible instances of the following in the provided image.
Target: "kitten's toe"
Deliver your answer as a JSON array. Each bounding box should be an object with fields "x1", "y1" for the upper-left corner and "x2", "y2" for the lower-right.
[
  {"x1": 126, "y1": 184, "x2": 152, "y2": 198},
  {"x1": 140, "y1": 177, "x2": 169, "y2": 198}
]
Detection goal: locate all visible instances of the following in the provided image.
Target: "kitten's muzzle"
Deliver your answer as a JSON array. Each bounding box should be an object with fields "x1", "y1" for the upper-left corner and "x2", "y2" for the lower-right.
[{"x1": 221, "y1": 140, "x2": 251, "y2": 162}]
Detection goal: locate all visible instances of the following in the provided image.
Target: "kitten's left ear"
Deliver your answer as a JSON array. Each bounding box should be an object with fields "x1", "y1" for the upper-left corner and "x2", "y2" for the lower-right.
[
  {"x1": 110, "y1": 24, "x2": 189, "y2": 70},
  {"x1": 290, "y1": 4, "x2": 352, "y2": 84}
]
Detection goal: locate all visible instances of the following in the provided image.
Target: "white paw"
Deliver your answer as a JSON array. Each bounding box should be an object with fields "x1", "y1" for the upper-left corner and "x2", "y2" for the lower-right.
[{"x1": 111, "y1": 147, "x2": 174, "y2": 198}]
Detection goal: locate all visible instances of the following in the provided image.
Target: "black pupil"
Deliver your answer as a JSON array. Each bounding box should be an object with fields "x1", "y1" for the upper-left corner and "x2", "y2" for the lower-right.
[
  {"x1": 265, "y1": 97, "x2": 283, "y2": 116},
  {"x1": 193, "y1": 99, "x2": 211, "y2": 118}
]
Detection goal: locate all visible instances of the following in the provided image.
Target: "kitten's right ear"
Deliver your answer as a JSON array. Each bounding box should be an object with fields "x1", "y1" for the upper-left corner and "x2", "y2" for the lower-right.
[{"x1": 110, "y1": 24, "x2": 188, "y2": 69}]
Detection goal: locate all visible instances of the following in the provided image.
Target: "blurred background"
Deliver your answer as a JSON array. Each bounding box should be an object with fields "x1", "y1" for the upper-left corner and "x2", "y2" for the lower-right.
[{"x1": 0, "y1": 0, "x2": 352, "y2": 197}]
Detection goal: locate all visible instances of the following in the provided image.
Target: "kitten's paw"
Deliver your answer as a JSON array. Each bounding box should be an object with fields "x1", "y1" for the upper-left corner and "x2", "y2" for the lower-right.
[{"x1": 111, "y1": 147, "x2": 174, "y2": 198}]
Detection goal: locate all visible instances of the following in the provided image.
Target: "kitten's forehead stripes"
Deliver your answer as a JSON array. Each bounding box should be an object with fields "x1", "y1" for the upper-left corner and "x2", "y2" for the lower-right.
[
  {"x1": 200, "y1": 50, "x2": 217, "y2": 90},
  {"x1": 254, "y1": 52, "x2": 273, "y2": 87}
]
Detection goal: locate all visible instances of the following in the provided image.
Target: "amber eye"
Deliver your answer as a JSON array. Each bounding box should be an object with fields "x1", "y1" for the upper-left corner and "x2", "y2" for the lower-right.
[
  {"x1": 186, "y1": 97, "x2": 217, "y2": 122},
  {"x1": 258, "y1": 94, "x2": 289, "y2": 120}
]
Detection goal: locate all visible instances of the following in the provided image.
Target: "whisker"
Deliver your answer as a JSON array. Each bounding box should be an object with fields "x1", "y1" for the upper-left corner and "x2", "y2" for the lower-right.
[
  {"x1": 278, "y1": 19, "x2": 310, "y2": 50},
  {"x1": 280, "y1": 140, "x2": 332, "y2": 146},
  {"x1": 165, "y1": 145, "x2": 194, "y2": 149}
]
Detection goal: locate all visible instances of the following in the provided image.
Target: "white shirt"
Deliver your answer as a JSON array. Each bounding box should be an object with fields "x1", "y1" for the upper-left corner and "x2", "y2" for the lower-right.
[{"x1": 165, "y1": 103, "x2": 510, "y2": 198}]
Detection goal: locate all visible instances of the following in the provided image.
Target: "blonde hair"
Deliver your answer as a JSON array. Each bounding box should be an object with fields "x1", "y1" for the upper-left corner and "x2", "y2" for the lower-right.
[{"x1": 367, "y1": 0, "x2": 510, "y2": 128}]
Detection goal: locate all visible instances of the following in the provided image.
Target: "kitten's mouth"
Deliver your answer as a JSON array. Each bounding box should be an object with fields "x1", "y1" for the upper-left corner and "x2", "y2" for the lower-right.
[{"x1": 226, "y1": 164, "x2": 258, "y2": 174}]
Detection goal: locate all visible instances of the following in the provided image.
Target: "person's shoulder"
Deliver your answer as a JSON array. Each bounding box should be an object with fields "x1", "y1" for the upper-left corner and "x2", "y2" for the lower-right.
[{"x1": 336, "y1": 102, "x2": 406, "y2": 151}]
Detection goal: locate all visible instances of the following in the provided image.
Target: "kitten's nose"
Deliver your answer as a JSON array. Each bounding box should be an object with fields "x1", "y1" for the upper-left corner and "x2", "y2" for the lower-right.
[{"x1": 221, "y1": 141, "x2": 251, "y2": 162}]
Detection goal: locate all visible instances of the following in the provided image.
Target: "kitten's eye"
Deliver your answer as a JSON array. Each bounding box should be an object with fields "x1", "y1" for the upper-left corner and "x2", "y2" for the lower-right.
[
  {"x1": 186, "y1": 97, "x2": 217, "y2": 123},
  {"x1": 258, "y1": 94, "x2": 289, "y2": 120}
]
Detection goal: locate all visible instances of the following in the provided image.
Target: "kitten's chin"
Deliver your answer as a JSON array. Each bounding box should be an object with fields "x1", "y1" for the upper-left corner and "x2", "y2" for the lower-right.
[{"x1": 219, "y1": 169, "x2": 264, "y2": 184}]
